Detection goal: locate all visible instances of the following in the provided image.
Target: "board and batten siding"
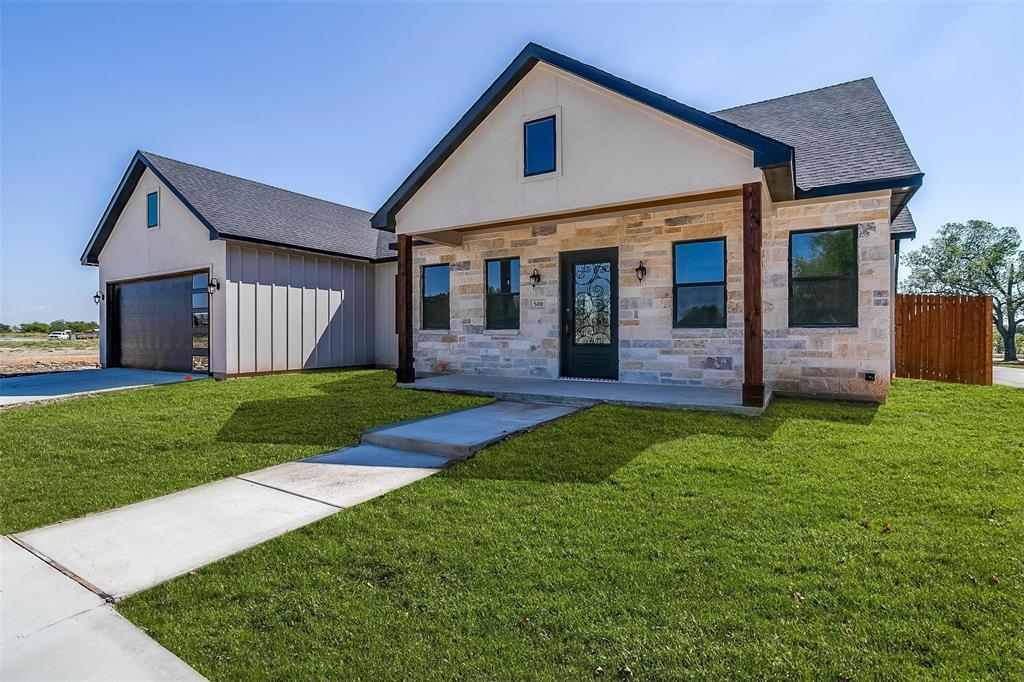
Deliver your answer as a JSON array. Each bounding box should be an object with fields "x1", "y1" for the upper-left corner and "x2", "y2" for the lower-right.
[
  {"x1": 374, "y1": 261, "x2": 398, "y2": 367},
  {"x1": 224, "y1": 243, "x2": 377, "y2": 374}
]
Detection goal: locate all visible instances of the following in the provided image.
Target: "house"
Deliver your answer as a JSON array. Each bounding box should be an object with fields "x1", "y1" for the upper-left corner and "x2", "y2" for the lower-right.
[
  {"x1": 372, "y1": 43, "x2": 922, "y2": 405},
  {"x1": 81, "y1": 151, "x2": 399, "y2": 377},
  {"x1": 83, "y1": 42, "x2": 922, "y2": 406}
]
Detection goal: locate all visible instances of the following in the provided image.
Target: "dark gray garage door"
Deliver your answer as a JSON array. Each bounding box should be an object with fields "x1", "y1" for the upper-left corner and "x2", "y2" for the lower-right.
[{"x1": 111, "y1": 273, "x2": 209, "y2": 373}]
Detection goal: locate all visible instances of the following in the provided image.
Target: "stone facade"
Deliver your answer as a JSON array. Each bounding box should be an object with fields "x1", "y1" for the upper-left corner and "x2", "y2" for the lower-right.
[
  {"x1": 411, "y1": 191, "x2": 893, "y2": 402},
  {"x1": 762, "y1": 192, "x2": 893, "y2": 401}
]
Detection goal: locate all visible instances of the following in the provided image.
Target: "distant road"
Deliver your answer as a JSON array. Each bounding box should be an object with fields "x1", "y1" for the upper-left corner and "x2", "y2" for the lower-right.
[{"x1": 993, "y1": 365, "x2": 1024, "y2": 389}]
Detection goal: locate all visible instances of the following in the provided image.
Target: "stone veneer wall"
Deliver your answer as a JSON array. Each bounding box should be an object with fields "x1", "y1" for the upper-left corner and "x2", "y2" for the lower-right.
[
  {"x1": 762, "y1": 192, "x2": 893, "y2": 401},
  {"x1": 412, "y1": 201, "x2": 746, "y2": 387},
  {"x1": 411, "y1": 191, "x2": 893, "y2": 401}
]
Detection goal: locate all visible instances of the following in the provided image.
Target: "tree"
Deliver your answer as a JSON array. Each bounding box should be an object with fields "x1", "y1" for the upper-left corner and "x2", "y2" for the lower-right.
[
  {"x1": 903, "y1": 220, "x2": 1023, "y2": 361},
  {"x1": 19, "y1": 321, "x2": 49, "y2": 334},
  {"x1": 0, "y1": 323, "x2": 11, "y2": 333}
]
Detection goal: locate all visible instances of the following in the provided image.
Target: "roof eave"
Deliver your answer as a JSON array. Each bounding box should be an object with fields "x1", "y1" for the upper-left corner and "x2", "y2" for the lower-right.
[
  {"x1": 371, "y1": 42, "x2": 796, "y2": 231},
  {"x1": 796, "y1": 172, "x2": 924, "y2": 201}
]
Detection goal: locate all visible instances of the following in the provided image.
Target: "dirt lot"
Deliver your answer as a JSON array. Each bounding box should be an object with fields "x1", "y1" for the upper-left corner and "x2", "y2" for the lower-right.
[{"x1": 0, "y1": 336, "x2": 100, "y2": 376}]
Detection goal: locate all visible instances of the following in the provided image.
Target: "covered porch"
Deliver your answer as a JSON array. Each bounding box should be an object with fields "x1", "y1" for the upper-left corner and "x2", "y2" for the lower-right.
[
  {"x1": 399, "y1": 373, "x2": 767, "y2": 416},
  {"x1": 393, "y1": 182, "x2": 767, "y2": 409}
]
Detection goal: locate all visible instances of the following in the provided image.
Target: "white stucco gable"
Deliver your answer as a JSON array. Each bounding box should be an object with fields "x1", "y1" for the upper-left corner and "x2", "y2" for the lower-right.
[
  {"x1": 395, "y1": 63, "x2": 762, "y2": 235},
  {"x1": 98, "y1": 167, "x2": 224, "y2": 283}
]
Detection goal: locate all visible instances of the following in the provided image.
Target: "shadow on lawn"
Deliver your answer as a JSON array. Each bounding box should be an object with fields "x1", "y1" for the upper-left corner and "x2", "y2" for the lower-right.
[
  {"x1": 215, "y1": 373, "x2": 439, "y2": 447},
  {"x1": 446, "y1": 397, "x2": 878, "y2": 484}
]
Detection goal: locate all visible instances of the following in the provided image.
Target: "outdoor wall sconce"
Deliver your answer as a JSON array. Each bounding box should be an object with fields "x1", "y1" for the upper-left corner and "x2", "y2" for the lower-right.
[
  {"x1": 529, "y1": 269, "x2": 542, "y2": 288},
  {"x1": 635, "y1": 261, "x2": 647, "y2": 283},
  {"x1": 207, "y1": 278, "x2": 221, "y2": 295},
  {"x1": 92, "y1": 291, "x2": 104, "y2": 304}
]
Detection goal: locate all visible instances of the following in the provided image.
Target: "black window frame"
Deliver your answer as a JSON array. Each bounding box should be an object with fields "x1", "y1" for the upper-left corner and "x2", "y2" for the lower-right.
[
  {"x1": 672, "y1": 237, "x2": 728, "y2": 329},
  {"x1": 146, "y1": 191, "x2": 159, "y2": 228},
  {"x1": 788, "y1": 225, "x2": 859, "y2": 328},
  {"x1": 421, "y1": 264, "x2": 451, "y2": 331},
  {"x1": 485, "y1": 257, "x2": 521, "y2": 330},
  {"x1": 523, "y1": 115, "x2": 557, "y2": 177}
]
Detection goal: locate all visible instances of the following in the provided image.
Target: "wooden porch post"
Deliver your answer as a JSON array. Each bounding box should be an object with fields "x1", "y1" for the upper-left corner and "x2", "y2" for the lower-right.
[
  {"x1": 742, "y1": 182, "x2": 764, "y2": 407},
  {"x1": 396, "y1": 233, "x2": 415, "y2": 384}
]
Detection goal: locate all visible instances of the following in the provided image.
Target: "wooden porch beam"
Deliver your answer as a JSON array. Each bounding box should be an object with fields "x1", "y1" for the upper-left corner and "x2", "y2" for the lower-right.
[
  {"x1": 742, "y1": 182, "x2": 765, "y2": 407},
  {"x1": 396, "y1": 234, "x2": 415, "y2": 384}
]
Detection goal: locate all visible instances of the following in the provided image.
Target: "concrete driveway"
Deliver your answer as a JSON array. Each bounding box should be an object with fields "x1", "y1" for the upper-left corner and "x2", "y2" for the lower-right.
[
  {"x1": 0, "y1": 368, "x2": 201, "y2": 407},
  {"x1": 993, "y1": 365, "x2": 1024, "y2": 388}
]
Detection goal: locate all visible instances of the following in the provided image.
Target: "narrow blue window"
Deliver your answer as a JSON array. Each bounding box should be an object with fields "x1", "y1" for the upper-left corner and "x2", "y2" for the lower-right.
[
  {"x1": 524, "y1": 116, "x2": 556, "y2": 176},
  {"x1": 146, "y1": 191, "x2": 158, "y2": 228}
]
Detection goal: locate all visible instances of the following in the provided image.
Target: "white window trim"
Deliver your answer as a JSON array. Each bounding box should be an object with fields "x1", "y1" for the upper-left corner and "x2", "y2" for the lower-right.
[
  {"x1": 519, "y1": 106, "x2": 562, "y2": 183},
  {"x1": 145, "y1": 186, "x2": 160, "y2": 230}
]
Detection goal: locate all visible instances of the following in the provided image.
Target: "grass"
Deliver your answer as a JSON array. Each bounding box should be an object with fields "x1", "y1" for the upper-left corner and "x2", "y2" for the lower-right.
[
  {"x1": 0, "y1": 370, "x2": 484, "y2": 534},
  {"x1": 0, "y1": 337, "x2": 99, "y2": 351},
  {"x1": 117, "y1": 380, "x2": 1024, "y2": 680}
]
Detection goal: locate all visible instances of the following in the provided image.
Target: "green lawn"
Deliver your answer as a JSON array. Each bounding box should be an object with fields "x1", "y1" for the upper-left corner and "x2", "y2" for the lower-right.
[
  {"x1": 117, "y1": 380, "x2": 1023, "y2": 680},
  {"x1": 0, "y1": 370, "x2": 484, "y2": 534}
]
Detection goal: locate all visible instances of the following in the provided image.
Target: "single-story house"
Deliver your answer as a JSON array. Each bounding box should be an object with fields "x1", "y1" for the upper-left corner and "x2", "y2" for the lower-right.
[{"x1": 84, "y1": 42, "x2": 922, "y2": 405}]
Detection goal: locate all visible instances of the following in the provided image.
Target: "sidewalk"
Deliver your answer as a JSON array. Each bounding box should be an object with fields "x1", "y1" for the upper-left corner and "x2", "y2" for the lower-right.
[{"x1": 1, "y1": 400, "x2": 578, "y2": 680}]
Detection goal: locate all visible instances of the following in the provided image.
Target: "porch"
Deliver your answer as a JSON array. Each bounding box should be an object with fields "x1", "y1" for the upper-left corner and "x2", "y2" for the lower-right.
[{"x1": 399, "y1": 373, "x2": 767, "y2": 416}]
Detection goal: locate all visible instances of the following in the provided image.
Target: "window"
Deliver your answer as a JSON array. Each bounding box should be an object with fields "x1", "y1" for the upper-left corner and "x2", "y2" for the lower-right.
[
  {"x1": 524, "y1": 115, "x2": 556, "y2": 176},
  {"x1": 190, "y1": 271, "x2": 210, "y2": 373},
  {"x1": 422, "y1": 264, "x2": 450, "y2": 330},
  {"x1": 486, "y1": 258, "x2": 520, "y2": 329},
  {"x1": 673, "y1": 238, "x2": 726, "y2": 328},
  {"x1": 789, "y1": 226, "x2": 858, "y2": 327},
  {"x1": 146, "y1": 191, "x2": 159, "y2": 228}
]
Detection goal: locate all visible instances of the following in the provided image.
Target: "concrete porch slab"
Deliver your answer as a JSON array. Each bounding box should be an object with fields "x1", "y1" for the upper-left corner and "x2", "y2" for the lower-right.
[
  {"x1": 239, "y1": 444, "x2": 449, "y2": 508},
  {"x1": 361, "y1": 401, "x2": 579, "y2": 459},
  {"x1": 13, "y1": 477, "x2": 336, "y2": 599},
  {"x1": 401, "y1": 374, "x2": 765, "y2": 416}
]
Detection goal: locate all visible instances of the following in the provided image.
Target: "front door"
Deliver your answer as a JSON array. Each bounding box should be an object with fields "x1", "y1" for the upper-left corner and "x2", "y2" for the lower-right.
[{"x1": 560, "y1": 248, "x2": 618, "y2": 380}]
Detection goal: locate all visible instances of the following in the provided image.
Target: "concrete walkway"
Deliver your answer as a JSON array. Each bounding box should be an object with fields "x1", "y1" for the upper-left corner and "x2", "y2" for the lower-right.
[
  {"x1": 1, "y1": 400, "x2": 578, "y2": 680},
  {"x1": 0, "y1": 368, "x2": 200, "y2": 408},
  {"x1": 1, "y1": 538, "x2": 202, "y2": 681}
]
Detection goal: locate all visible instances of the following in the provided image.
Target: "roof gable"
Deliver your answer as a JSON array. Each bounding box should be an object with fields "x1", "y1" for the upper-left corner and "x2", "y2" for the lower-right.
[
  {"x1": 370, "y1": 42, "x2": 795, "y2": 231},
  {"x1": 82, "y1": 152, "x2": 389, "y2": 265}
]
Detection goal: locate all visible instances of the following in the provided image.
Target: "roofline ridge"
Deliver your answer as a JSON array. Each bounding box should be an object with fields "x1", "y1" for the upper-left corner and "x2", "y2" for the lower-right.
[
  {"x1": 713, "y1": 76, "x2": 876, "y2": 114},
  {"x1": 139, "y1": 150, "x2": 372, "y2": 216}
]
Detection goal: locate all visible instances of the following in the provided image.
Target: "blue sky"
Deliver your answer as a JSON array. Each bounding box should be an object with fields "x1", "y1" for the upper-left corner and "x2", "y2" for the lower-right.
[{"x1": 2, "y1": 1, "x2": 1021, "y2": 324}]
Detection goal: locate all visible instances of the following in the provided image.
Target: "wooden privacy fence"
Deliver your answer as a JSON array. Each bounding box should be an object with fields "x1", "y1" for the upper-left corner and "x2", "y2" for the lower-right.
[{"x1": 895, "y1": 294, "x2": 992, "y2": 385}]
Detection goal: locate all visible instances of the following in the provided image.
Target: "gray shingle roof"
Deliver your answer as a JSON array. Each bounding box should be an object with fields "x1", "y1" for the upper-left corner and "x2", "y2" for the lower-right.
[
  {"x1": 713, "y1": 77, "x2": 921, "y2": 192},
  {"x1": 890, "y1": 206, "x2": 916, "y2": 237},
  {"x1": 142, "y1": 152, "x2": 390, "y2": 260}
]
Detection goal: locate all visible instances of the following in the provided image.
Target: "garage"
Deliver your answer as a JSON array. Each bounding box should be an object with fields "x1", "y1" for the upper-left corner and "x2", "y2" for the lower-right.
[
  {"x1": 108, "y1": 272, "x2": 210, "y2": 373},
  {"x1": 81, "y1": 151, "x2": 397, "y2": 378}
]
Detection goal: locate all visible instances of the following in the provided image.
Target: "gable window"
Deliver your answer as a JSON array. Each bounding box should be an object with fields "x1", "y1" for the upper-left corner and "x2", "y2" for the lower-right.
[
  {"x1": 673, "y1": 238, "x2": 727, "y2": 328},
  {"x1": 524, "y1": 115, "x2": 556, "y2": 176},
  {"x1": 789, "y1": 226, "x2": 858, "y2": 327},
  {"x1": 486, "y1": 257, "x2": 520, "y2": 329},
  {"x1": 146, "y1": 191, "x2": 159, "y2": 228},
  {"x1": 422, "y1": 264, "x2": 450, "y2": 330}
]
